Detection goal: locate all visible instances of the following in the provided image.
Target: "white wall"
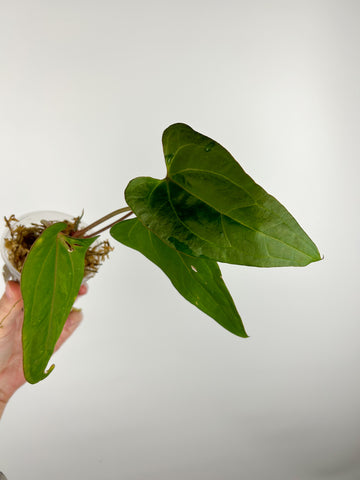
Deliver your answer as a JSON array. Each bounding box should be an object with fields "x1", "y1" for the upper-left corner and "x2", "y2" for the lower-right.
[{"x1": 0, "y1": 1, "x2": 359, "y2": 479}]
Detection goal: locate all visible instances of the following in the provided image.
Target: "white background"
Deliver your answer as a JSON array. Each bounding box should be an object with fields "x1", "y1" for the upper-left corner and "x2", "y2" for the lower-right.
[{"x1": 0, "y1": 1, "x2": 359, "y2": 479}]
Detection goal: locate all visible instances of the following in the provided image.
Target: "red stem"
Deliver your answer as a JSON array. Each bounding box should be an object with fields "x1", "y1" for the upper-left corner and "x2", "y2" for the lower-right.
[{"x1": 82, "y1": 211, "x2": 134, "y2": 238}]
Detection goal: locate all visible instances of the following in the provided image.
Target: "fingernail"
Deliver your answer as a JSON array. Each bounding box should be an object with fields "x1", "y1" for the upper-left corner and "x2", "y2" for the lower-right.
[{"x1": 71, "y1": 307, "x2": 82, "y2": 313}]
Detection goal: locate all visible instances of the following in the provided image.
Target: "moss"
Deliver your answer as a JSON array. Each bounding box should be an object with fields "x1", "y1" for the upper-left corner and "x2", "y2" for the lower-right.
[{"x1": 3, "y1": 214, "x2": 113, "y2": 281}]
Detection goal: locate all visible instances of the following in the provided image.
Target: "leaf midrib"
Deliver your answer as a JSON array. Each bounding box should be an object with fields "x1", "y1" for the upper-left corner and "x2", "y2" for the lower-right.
[
  {"x1": 29, "y1": 232, "x2": 75, "y2": 357},
  {"x1": 146, "y1": 222, "x2": 239, "y2": 318},
  {"x1": 166, "y1": 171, "x2": 314, "y2": 260}
]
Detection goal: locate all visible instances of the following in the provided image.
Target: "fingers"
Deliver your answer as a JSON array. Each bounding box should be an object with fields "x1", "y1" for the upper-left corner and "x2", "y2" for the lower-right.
[
  {"x1": 78, "y1": 283, "x2": 88, "y2": 297},
  {"x1": 54, "y1": 284, "x2": 88, "y2": 350},
  {"x1": 0, "y1": 283, "x2": 23, "y2": 332},
  {"x1": 3, "y1": 281, "x2": 86, "y2": 302},
  {"x1": 4, "y1": 282, "x2": 22, "y2": 304},
  {"x1": 0, "y1": 284, "x2": 24, "y2": 368},
  {"x1": 54, "y1": 309, "x2": 83, "y2": 352},
  {"x1": 1, "y1": 280, "x2": 87, "y2": 348}
]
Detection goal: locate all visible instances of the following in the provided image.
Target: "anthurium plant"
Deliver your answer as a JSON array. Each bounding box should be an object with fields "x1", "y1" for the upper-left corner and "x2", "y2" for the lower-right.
[{"x1": 2, "y1": 123, "x2": 321, "y2": 384}]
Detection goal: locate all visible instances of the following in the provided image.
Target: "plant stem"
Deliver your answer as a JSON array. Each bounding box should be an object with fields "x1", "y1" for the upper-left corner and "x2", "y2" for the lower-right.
[
  {"x1": 84, "y1": 211, "x2": 133, "y2": 237},
  {"x1": 72, "y1": 207, "x2": 131, "y2": 238}
]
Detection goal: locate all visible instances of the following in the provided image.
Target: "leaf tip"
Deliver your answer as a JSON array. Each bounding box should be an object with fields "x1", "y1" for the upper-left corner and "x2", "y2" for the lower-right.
[
  {"x1": 45, "y1": 363, "x2": 55, "y2": 377},
  {"x1": 237, "y1": 329, "x2": 249, "y2": 339},
  {"x1": 309, "y1": 249, "x2": 323, "y2": 265},
  {"x1": 227, "y1": 321, "x2": 249, "y2": 339},
  {"x1": 24, "y1": 363, "x2": 55, "y2": 384}
]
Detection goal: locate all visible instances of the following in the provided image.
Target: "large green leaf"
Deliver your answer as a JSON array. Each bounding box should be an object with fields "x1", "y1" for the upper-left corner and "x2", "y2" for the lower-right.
[
  {"x1": 21, "y1": 223, "x2": 97, "y2": 384},
  {"x1": 110, "y1": 218, "x2": 247, "y2": 337},
  {"x1": 125, "y1": 123, "x2": 321, "y2": 267}
]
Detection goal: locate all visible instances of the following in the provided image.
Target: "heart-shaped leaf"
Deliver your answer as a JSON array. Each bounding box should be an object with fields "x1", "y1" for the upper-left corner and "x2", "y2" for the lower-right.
[
  {"x1": 21, "y1": 222, "x2": 97, "y2": 384},
  {"x1": 125, "y1": 123, "x2": 321, "y2": 267},
  {"x1": 111, "y1": 218, "x2": 247, "y2": 337}
]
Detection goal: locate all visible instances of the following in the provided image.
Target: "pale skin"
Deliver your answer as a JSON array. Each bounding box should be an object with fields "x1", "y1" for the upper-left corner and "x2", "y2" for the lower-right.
[{"x1": 0, "y1": 281, "x2": 87, "y2": 420}]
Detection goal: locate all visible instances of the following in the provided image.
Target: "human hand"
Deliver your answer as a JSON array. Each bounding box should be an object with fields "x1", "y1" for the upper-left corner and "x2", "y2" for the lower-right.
[{"x1": 0, "y1": 281, "x2": 87, "y2": 419}]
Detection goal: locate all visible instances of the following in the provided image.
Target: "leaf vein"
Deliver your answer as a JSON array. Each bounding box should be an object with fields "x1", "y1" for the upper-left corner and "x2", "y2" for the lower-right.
[{"x1": 168, "y1": 177, "x2": 313, "y2": 260}]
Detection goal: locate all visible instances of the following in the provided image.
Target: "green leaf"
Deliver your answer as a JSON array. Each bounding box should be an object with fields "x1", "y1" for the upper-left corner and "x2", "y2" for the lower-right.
[
  {"x1": 125, "y1": 123, "x2": 321, "y2": 267},
  {"x1": 111, "y1": 218, "x2": 247, "y2": 337},
  {"x1": 21, "y1": 223, "x2": 97, "y2": 384}
]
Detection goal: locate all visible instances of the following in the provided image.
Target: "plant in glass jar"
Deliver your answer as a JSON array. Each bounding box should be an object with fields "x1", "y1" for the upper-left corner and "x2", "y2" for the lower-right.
[{"x1": 1, "y1": 123, "x2": 322, "y2": 384}]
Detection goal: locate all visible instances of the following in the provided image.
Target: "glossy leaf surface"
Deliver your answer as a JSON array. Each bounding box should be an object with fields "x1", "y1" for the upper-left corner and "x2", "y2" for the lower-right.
[
  {"x1": 125, "y1": 123, "x2": 321, "y2": 267},
  {"x1": 111, "y1": 218, "x2": 247, "y2": 337},
  {"x1": 21, "y1": 223, "x2": 97, "y2": 384}
]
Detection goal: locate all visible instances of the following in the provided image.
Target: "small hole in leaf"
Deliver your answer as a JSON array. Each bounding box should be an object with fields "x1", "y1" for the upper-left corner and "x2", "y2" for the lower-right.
[
  {"x1": 65, "y1": 241, "x2": 74, "y2": 252},
  {"x1": 191, "y1": 265, "x2": 198, "y2": 272}
]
